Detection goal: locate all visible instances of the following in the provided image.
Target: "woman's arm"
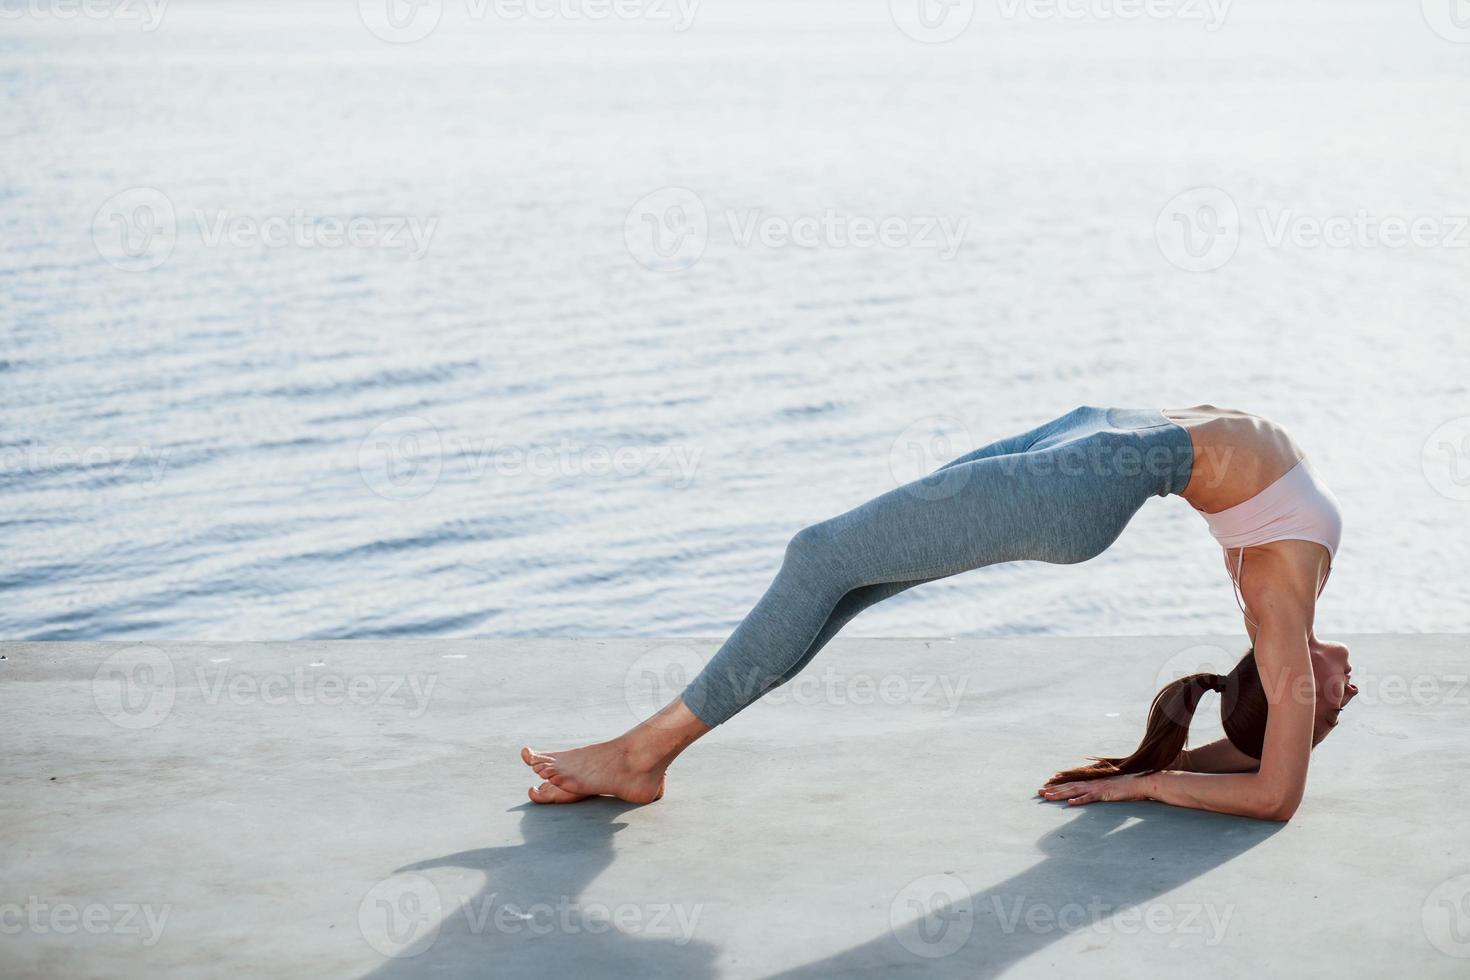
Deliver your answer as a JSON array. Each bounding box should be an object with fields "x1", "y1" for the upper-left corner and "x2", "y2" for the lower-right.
[
  {"x1": 1045, "y1": 566, "x2": 1318, "y2": 819},
  {"x1": 1170, "y1": 738, "x2": 1260, "y2": 773},
  {"x1": 1150, "y1": 610, "x2": 1315, "y2": 819},
  {"x1": 1135, "y1": 770, "x2": 1291, "y2": 820}
]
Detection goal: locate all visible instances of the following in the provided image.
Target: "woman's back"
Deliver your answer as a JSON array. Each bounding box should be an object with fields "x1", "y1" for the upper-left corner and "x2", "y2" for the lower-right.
[{"x1": 1164, "y1": 405, "x2": 1308, "y2": 514}]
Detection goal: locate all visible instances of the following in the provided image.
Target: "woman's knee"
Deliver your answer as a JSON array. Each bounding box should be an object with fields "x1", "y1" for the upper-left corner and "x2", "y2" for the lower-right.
[
  {"x1": 785, "y1": 521, "x2": 838, "y2": 564},
  {"x1": 783, "y1": 520, "x2": 867, "y2": 584}
]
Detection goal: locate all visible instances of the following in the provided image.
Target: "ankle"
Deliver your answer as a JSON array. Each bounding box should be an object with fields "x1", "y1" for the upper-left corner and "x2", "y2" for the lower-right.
[
  {"x1": 617, "y1": 696, "x2": 711, "y2": 772},
  {"x1": 613, "y1": 732, "x2": 668, "y2": 773}
]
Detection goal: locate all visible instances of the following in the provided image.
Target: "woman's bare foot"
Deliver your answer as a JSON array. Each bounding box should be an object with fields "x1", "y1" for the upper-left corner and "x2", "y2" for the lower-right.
[
  {"x1": 520, "y1": 696, "x2": 711, "y2": 805},
  {"x1": 520, "y1": 742, "x2": 666, "y2": 804},
  {"x1": 527, "y1": 780, "x2": 589, "y2": 805}
]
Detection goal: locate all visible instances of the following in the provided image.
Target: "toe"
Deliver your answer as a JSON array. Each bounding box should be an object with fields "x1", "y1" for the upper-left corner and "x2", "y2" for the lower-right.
[
  {"x1": 521, "y1": 746, "x2": 553, "y2": 767},
  {"x1": 529, "y1": 781, "x2": 586, "y2": 804},
  {"x1": 547, "y1": 771, "x2": 582, "y2": 794}
]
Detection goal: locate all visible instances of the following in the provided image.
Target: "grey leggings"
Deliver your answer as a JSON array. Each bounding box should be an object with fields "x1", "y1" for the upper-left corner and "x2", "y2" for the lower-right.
[{"x1": 679, "y1": 406, "x2": 1195, "y2": 727}]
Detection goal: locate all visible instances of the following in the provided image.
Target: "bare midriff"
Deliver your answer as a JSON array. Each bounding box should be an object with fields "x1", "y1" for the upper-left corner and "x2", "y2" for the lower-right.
[{"x1": 1162, "y1": 405, "x2": 1308, "y2": 515}]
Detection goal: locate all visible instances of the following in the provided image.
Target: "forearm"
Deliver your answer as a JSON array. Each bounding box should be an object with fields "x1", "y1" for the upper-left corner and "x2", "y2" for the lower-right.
[
  {"x1": 1170, "y1": 738, "x2": 1261, "y2": 774},
  {"x1": 1140, "y1": 770, "x2": 1295, "y2": 821}
]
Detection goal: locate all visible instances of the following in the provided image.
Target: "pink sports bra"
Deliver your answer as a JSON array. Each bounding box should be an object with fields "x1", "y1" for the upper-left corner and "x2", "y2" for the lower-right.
[{"x1": 1197, "y1": 456, "x2": 1343, "y2": 627}]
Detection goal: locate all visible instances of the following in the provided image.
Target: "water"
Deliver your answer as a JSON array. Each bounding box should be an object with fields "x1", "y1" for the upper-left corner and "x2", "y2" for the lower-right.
[{"x1": 2, "y1": 0, "x2": 1466, "y2": 640}]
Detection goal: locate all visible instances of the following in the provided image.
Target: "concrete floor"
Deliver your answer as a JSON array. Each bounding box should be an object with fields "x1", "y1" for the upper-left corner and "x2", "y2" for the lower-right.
[{"x1": 2, "y1": 635, "x2": 1467, "y2": 978}]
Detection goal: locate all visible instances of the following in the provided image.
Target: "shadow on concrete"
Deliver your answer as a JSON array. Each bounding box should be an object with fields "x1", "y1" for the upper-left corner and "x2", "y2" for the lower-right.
[
  {"x1": 770, "y1": 803, "x2": 1284, "y2": 978},
  {"x1": 359, "y1": 800, "x2": 720, "y2": 979},
  {"x1": 362, "y1": 800, "x2": 1278, "y2": 978}
]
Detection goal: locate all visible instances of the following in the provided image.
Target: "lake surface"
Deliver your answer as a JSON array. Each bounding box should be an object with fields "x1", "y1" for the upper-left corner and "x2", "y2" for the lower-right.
[{"x1": 2, "y1": 0, "x2": 1466, "y2": 640}]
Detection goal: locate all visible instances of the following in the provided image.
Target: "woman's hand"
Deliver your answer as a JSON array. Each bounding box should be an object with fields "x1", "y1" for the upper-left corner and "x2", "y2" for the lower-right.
[{"x1": 1038, "y1": 773, "x2": 1150, "y2": 806}]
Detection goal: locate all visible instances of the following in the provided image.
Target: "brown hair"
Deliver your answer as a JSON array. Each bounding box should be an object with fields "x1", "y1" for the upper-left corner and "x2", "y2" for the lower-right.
[{"x1": 1047, "y1": 648, "x2": 1269, "y2": 784}]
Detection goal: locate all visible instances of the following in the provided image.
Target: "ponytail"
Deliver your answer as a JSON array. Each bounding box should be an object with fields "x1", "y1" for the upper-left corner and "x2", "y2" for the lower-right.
[
  {"x1": 1048, "y1": 647, "x2": 1269, "y2": 786},
  {"x1": 1047, "y1": 671, "x2": 1228, "y2": 785}
]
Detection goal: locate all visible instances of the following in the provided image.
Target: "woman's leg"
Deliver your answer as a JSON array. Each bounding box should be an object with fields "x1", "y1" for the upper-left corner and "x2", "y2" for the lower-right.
[
  {"x1": 521, "y1": 407, "x2": 1162, "y2": 802},
  {"x1": 729, "y1": 412, "x2": 1095, "y2": 693},
  {"x1": 521, "y1": 455, "x2": 1039, "y2": 805},
  {"x1": 768, "y1": 579, "x2": 932, "y2": 688},
  {"x1": 742, "y1": 410, "x2": 1103, "y2": 690}
]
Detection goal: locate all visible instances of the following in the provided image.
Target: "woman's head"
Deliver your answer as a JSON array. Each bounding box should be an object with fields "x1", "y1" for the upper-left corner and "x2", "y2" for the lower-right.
[
  {"x1": 1309, "y1": 635, "x2": 1357, "y2": 740},
  {"x1": 1048, "y1": 642, "x2": 1357, "y2": 784}
]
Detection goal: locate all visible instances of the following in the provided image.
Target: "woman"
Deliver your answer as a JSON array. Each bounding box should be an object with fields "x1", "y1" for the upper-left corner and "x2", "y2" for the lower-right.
[{"x1": 521, "y1": 405, "x2": 1357, "y2": 821}]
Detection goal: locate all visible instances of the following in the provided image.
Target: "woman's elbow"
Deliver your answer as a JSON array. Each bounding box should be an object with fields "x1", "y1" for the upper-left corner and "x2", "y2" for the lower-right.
[{"x1": 1256, "y1": 788, "x2": 1304, "y2": 822}]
